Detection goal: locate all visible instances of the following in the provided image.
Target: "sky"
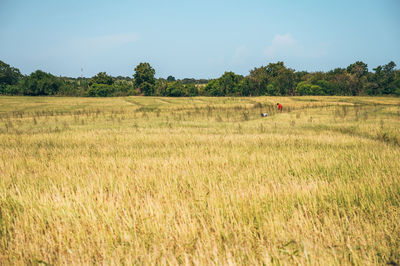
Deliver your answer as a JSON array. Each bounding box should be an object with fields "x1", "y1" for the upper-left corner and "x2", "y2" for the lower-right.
[{"x1": 0, "y1": 0, "x2": 399, "y2": 79}]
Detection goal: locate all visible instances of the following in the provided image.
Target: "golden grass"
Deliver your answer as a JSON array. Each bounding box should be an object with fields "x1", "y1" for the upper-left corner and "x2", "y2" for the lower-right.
[{"x1": 0, "y1": 96, "x2": 399, "y2": 264}]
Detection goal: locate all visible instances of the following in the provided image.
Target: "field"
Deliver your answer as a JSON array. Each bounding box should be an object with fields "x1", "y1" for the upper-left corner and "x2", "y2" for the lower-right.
[{"x1": 0, "y1": 96, "x2": 399, "y2": 264}]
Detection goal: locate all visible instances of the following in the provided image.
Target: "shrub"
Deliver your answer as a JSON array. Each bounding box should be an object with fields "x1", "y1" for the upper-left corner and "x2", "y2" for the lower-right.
[
  {"x1": 166, "y1": 81, "x2": 185, "y2": 97},
  {"x1": 87, "y1": 84, "x2": 114, "y2": 97},
  {"x1": 310, "y1": 85, "x2": 324, "y2": 95},
  {"x1": 296, "y1": 81, "x2": 312, "y2": 95},
  {"x1": 21, "y1": 70, "x2": 63, "y2": 96}
]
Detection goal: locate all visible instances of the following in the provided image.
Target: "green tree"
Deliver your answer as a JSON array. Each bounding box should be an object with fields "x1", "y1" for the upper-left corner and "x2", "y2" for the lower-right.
[
  {"x1": 203, "y1": 80, "x2": 221, "y2": 96},
  {"x1": 134, "y1": 62, "x2": 156, "y2": 95},
  {"x1": 155, "y1": 78, "x2": 168, "y2": 96},
  {"x1": 378, "y1": 61, "x2": 397, "y2": 94},
  {"x1": 203, "y1": 72, "x2": 243, "y2": 96},
  {"x1": 393, "y1": 70, "x2": 400, "y2": 95},
  {"x1": 113, "y1": 80, "x2": 135, "y2": 96},
  {"x1": 266, "y1": 61, "x2": 286, "y2": 77},
  {"x1": 167, "y1": 75, "x2": 176, "y2": 82},
  {"x1": 248, "y1": 66, "x2": 269, "y2": 95},
  {"x1": 310, "y1": 85, "x2": 324, "y2": 95},
  {"x1": 326, "y1": 68, "x2": 350, "y2": 95},
  {"x1": 0, "y1": 60, "x2": 23, "y2": 86},
  {"x1": 89, "y1": 72, "x2": 114, "y2": 85},
  {"x1": 266, "y1": 82, "x2": 279, "y2": 96},
  {"x1": 185, "y1": 84, "x2": 198, "y2": 96},
  {"x1": 21, "y1": 70, "x2": 63, "y2": 96},
  {"x1": 218, "y1": 72, "x2": 243, "y2": 96},
  {"x1": 346, "y1": 61, "x2": 368, "y2": 95},
  {"x1": 165, "y1": 81, "x2": 185, "y2": 96},
  {"x1": 237, "y1": 77, "x2": 252, "y2": 96},
  {"x1": 347, "y1": 61, "x2": 368, "y2": 77},
  {"x1": 294, "y1": 71, "x2": 309, "y2": 83},
  {"x1": 87, "y1": 84, "x2": 114, "y2": 97},
  {"x1": 262, "y1": 62, "x2": 295, "y2": 95},
  {"x1": 296, "y1": 81, "x2": 312, "y2": 95},
  {"x1": 276, "y1": 67, "x2": 295, "y2": 95}
]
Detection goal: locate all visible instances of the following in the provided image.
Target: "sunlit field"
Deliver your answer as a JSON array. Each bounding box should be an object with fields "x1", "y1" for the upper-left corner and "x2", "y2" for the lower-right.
[{"x1": 0, "y1": 96, "x2": 399, "y2": 264}]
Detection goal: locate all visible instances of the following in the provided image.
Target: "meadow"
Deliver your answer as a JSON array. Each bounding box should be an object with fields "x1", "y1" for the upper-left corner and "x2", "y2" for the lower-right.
[{"x1": 0, "y1": 96, "x2": 399, "y2": 265}]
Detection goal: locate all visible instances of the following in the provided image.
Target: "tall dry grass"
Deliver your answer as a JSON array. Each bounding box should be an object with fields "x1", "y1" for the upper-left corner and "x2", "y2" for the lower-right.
[{"x1": 0, "y1": 96, "x2": 399, "y2": 264}]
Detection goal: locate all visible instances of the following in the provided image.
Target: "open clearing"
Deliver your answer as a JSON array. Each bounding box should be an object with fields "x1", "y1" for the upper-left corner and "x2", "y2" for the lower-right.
[{"x1": 0, "y1": 96, "x2": 399, "y2": 264}]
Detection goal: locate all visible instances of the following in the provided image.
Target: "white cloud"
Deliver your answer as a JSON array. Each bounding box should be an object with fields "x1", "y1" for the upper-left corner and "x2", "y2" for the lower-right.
[
  {"x1": 264, "y1": 33, "x2": 327, "y2": 59},
  {"x1": 231, "y1": 45, "x2": 248, "y2": 65},
  {"x1": 264, "y1": 33, "x2": 299, "y2": 57}
]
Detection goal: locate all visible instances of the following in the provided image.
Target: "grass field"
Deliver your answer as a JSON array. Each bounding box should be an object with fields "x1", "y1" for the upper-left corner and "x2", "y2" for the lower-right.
[{"x1": 0, "y1": 96, "x2": 399, "y2": 264}]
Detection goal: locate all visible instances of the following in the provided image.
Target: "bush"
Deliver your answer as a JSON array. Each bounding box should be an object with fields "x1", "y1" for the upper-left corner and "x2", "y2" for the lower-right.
[
  {"x1": 166, "y1": 81, "x2": 185, "y2": 97},
  {"x1": 266, "y1": 83, "x2": 279, "y2": 96},
  {"x1": 310, "y1": 85, "x2": 324, "y2": 95},
  {"x1": 21, "y1": 70, "x2": 63, "y2": 96},
  {"x1": 4, "y1": 85, "x2": 22, "y2": 95},
  {"x1": 203, "y1": 80, "x2": 222, "y2": 96},
  {"x1": 87, "y1": 84, "x2": 114, "y2": 97},
  {"x1": 113, "y1": 82, "x2": 134, "y2": 96},
  {"x1": 185, "y1": 84, "x2": 198, "y2": 96},
  {"x1": 0, "y1": 84, "x2": 6, "y2": 94},
  {"x1": 89, "y1": 72, "x2": 114, "y2": 86},
  {"x1": 57, "y1": 83, "x2": 82, "y2": 96},
  {"x1": 296, "y1": 81, "x2": 312, "y2": 95}
]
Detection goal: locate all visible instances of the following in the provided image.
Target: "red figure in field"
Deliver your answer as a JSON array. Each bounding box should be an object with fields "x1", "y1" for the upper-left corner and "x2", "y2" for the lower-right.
[{"x1": 277, "y1": 103, "x2": 283, "y2": 112}]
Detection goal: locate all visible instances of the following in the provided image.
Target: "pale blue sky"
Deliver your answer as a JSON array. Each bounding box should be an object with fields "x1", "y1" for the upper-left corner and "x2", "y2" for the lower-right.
[{"x1": 1, "y1": 0, "x2": 399, "y2": 79}]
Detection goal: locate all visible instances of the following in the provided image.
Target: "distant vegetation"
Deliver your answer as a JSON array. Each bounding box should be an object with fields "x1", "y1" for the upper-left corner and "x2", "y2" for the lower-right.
[{"x1": 1, "y1": 59, "x2": 400, "y2": 97}]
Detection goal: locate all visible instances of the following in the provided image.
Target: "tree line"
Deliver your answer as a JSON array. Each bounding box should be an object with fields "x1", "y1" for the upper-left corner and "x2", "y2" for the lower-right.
[{"x1": 1, "y1": 60, "x2": 399, "y2": 97}]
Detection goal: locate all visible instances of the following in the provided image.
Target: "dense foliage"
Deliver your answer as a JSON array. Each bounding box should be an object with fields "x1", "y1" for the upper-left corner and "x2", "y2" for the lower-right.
[
  {"x1": 0, "y1": 60, "x2": 23, "y2": 86},
  {"x1": 134, "y1": 62, "x2": 156, "y2": 96},
  {"x1": 20, "y1": 70, "x2": 63, "y2": 96},
  {"x1": 1, "y1": 59, "x2": 399, "y2": 97}
]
